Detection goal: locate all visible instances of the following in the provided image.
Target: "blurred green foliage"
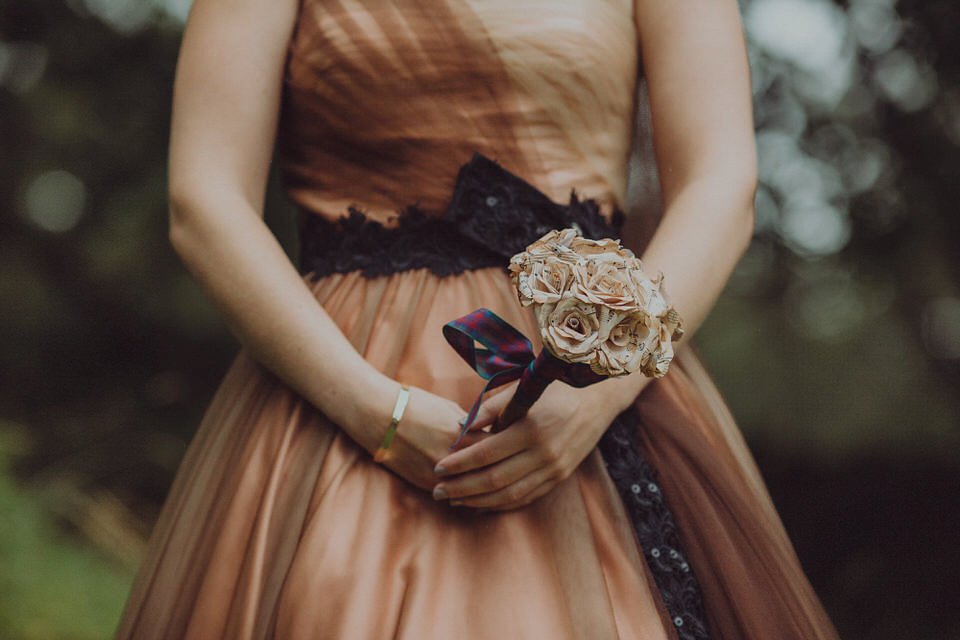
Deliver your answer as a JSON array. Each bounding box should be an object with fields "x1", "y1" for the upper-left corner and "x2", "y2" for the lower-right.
[
  {"x1": 1, "y1": 0, "x2": 959, "y2": 638},
  {"x1": 0, "y1": 426, "x2": 134, "y2": 640}
]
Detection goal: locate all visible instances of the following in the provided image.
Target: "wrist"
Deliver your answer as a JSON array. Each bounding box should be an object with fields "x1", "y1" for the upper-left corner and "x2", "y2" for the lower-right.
[
  {"x1": 318, "y1": 365, "x2": 400, "y2": 454},
  {"x1": 583, "y1": 372, "x2": 650, "y2": 416}
]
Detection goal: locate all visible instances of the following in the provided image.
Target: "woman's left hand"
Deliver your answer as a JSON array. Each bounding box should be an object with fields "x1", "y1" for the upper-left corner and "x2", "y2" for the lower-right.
[{"x1": 431, "y1": 376, "x2": 650, "y2": 511}]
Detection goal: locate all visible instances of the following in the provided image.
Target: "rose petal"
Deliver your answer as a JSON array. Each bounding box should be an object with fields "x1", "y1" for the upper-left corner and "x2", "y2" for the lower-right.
[{"x1": 541, "y1": 298, "x2": 601, "y2": 363}]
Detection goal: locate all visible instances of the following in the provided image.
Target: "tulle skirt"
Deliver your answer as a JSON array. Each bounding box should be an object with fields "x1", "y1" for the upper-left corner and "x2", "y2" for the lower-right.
[{"x1": 115, "y1": 265, "x2": 839, "y2": 639}]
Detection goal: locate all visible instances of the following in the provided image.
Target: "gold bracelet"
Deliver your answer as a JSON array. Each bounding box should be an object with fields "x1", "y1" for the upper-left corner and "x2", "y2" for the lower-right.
[{"x1": 374, "y1": 385, "x2": 410, "y2": 463}]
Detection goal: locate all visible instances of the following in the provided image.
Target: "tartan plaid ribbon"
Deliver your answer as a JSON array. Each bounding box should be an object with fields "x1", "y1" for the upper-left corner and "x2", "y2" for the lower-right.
[{"x1": 443, "y1": 308, "x2": 606, "y2": 446}]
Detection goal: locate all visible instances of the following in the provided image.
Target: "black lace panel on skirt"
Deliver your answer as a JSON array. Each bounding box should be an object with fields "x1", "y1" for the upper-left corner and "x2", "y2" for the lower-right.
[
  {"x1": 600, "y1": 407, "x2": 711, "y2": 640},
  {"x1": 298, "y1": 153, "x2": 711, "y2": 639}
]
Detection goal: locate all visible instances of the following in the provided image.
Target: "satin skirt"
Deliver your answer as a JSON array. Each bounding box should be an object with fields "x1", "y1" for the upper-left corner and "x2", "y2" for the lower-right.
[{"x1": 114, "y1": 266, "x2": 839, "y2": 640}]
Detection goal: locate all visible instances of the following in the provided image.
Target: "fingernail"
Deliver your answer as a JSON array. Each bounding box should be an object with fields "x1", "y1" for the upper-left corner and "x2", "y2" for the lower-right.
[
  {"x1": 433, "y1": 486, "x2": 447, "y2": 500},
  {"x1": 434, "y1": 465, "x2": 446, "y2": 477},
  {"x1": 457, "y1": 417, "x2": 467, "y2": 427}
]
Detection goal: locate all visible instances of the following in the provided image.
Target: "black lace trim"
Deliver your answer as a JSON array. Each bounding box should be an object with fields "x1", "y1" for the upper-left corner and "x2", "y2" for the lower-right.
[
  {"x1": 599, "y1": 406, "x2": 712, "y2": 640},
  {"x1": 297, "y1": 152, "x2": 711, "y2": 637},
  {"x1": 299, "y1": 152, "x2": 625, "y2": 279}
]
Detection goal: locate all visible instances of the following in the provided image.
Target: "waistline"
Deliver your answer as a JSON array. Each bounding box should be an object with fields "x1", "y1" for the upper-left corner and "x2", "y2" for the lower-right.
[{"x1": 298, "y1": 153, "x2": 624, "y2": 280}]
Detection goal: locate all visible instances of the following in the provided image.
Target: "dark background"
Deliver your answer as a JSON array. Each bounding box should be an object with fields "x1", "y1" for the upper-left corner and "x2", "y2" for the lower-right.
[{"x1": 2, "y1": 0, "x2": 958, "y2": 638}]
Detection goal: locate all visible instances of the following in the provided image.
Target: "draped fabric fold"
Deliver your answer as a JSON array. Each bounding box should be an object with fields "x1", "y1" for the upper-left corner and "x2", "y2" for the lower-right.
[
  {"x1": 117, "y1": 270, "x2": 674, "y2": 640},
  {"x1": 116, "y1": 267, "x2": 839, "y2": 640},
  {"x1": 115, "y1": 0, "x2": 840, "y2": 636},
  {"x1": 634, "y1": 347, "x2": 840, "y2": 638}
]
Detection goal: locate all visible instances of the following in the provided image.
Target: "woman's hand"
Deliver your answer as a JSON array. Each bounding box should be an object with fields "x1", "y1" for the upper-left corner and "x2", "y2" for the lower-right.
[
  {"x1": 430, "y1": 375, "x2": 650, "y2": 510},
  {"x1": 360, "y1": 381, "x2": 485, "y2": 492}
]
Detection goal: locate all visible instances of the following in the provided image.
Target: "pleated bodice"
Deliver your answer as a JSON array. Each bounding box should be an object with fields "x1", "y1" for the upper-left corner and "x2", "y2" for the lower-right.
[
  {"x1": 277, "y1": 0, "x2": 638, "y2": 223},
  {"x1": 113, "y1": 1, "x2": 843, "y2": 637}
]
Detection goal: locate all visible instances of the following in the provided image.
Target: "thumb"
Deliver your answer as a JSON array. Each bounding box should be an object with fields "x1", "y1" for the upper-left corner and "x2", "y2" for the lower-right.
[{"x1": 469, "y1": 383, "x2": 518, "y2": 430}]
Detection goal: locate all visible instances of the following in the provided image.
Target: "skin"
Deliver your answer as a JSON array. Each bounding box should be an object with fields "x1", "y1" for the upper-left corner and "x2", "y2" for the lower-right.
[
  {"x1": 433, "y1": 0, "x2": 758, "y2": 508},
  {"x1": 168, "y1": 0, "x2": 755, "y2": 509}
]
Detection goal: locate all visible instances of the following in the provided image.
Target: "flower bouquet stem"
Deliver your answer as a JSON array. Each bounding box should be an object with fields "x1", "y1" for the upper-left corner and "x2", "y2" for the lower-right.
[
  {"x1": 490, "y1": 351, "x2": 563, "y2": 432},
  {"x1": 442, "y1": 310, "x2": 603, "y2": 446},
  {"x1": 492, "y1": 398, "x2": 530, "y2": 433}
]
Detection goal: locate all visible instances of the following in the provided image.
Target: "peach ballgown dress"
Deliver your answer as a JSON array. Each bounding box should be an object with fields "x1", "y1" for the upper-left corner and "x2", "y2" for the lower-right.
[{"x1": 115, "y1": 0, "x2": 840, "y2": 638}]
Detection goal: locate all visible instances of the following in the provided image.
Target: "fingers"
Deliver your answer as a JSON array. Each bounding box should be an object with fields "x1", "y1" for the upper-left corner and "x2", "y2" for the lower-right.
[
  {"x1": 434, "y1": 423, "x2": 528, "y2": 476},
  {"x1": 469, "y1": 383, "x2": 518, "y2": 430},
  {"x1": 433, "y1": 450, "x2": 537, "y2": 500},
  {"x1": 488, "y1": 479, "x2": 557, "y2": 511},
  {"x1": 448, "y1": 467, "x2": 555, "y2": 509},
  {"x1": 448, "y1": 429, "x2": 487, "y2": 450}
]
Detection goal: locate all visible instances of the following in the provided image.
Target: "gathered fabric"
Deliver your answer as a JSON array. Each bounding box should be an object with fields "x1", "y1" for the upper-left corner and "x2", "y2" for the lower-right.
[{"x1": 115, "y1": 0, "x2": 841, "y2": 637}]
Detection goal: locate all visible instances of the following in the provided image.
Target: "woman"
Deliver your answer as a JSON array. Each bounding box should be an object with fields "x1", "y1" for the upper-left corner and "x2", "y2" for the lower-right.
[{"x1": 116, "y1": 0, "x2": 840, "y2": 638}]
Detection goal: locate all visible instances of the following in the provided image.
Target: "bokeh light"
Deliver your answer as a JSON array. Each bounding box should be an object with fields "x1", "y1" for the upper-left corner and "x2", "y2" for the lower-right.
[
  {"x1": 23, "y1": 170, "x2": 87, "y2": 233},
  {"x1": 2, "y1": 0, "x2": 959, "y2": 638}
]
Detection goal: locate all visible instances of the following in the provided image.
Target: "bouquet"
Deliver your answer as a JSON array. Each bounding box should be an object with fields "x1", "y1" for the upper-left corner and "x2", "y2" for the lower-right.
[{"x1": 444, "y1": 227, "x2": 685, "y2": 442}]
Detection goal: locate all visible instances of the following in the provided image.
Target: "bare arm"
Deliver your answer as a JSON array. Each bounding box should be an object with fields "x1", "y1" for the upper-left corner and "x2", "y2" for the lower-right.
[
  {"x1": 632, "y1": 0, "x2": 757, "y2": 337},
  {"x1": 433, "y1": 0, "x2": 757, "y2": 508},
  {"x1": 167, "y1": 0, "x2": 468, "y2": 486},
  {"x1": 591, "y1": 0, "x2": 758, "y2": 402}
]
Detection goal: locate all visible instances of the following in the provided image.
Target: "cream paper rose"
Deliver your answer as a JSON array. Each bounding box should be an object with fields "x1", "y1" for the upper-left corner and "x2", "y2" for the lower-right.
[
  {"x1": 653, "y1": 272, "x2": 685, "y2": 341},
  {"x1": 590, "y1": 310, "x2": 651, "y2": 376},
  {"x1": 661, "y1": 307, "x2": 685, "y2": 342},
  {"x1": 515, "y1": 257, "x2": 576, "y2": 306},
  {"x1": 538, "y1": 297, "x2": 601, "y2": 364},
  {"x1": 638, "y1": 321, "x2": 674, "y2": 378},
  {"x1": 570, "y1": 259, "x2": 638, "y2": 312},
  {"x1": 509, "y1": 228, "x2": 580, "y2": 277},
  {"x1": 568, "y1": 235, "x2": 634, "y2": 259},
  {"x1": 530, "y1": 227, "x2": 580, "y2": 253},
  {"x1": 510, "y1": 226, "x2": 684, "y2": 378}
]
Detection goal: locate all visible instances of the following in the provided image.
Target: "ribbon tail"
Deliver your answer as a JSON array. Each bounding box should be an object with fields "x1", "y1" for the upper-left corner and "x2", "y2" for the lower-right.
[
  {"x1": 442, "y1": 308, "x2": 538, "y2": 449},
  {"x1": 449, "y1": 368, "x2": 521, "y2": 449}
]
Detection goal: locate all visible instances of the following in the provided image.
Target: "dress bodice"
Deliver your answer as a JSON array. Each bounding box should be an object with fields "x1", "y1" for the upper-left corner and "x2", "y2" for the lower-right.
[{"x1": 277, "y1": 0, "x2": 638, "y2": 223}]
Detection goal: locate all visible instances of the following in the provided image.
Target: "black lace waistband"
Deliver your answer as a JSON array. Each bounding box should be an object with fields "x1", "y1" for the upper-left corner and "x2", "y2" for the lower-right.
[
  {"x1": 296, "y1": 153, "x2": 711, "y2": 638},
  {"x1": 298, "y1": 153, "x2": 625, "y2": 280}
]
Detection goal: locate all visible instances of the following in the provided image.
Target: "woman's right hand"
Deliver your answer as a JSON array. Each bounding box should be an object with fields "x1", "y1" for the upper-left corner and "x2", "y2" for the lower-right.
[{"x1": 355, "y1": 381, "x2": 486, "y2": 492}]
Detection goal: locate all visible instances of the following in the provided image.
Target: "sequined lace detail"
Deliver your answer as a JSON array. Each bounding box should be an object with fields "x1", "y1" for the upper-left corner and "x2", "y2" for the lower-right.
[
  {"x1": 600, "y1": 406, "x2": 712, "y2": 640},
  {"x1": 297, "y1": 153, "x2": 711, "y2": 637},
  {"x1": 299, "y1": 153, "x2": 623, "y2": 279}
]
